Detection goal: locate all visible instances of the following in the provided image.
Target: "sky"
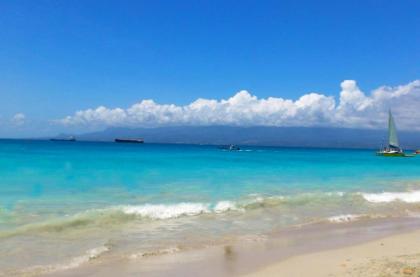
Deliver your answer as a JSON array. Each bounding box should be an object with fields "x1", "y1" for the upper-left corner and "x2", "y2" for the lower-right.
[{"x1": 0, "y1": 0, "x2": 419, "y2": 137}]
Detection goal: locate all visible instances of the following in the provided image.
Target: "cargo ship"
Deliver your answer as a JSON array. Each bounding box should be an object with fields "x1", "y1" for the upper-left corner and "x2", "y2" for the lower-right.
[
  {"x1": 114, "y1": 138, "x2": 144, "y2": 143},
  {"x1": 50, "y1": 136, "x2": 76, "y2": 142}
]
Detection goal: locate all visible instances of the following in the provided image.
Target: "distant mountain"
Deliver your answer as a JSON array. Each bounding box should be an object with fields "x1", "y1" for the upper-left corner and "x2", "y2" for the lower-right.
[{"x1": 73, "y1": 126, "x2": 420, "y2": 149}]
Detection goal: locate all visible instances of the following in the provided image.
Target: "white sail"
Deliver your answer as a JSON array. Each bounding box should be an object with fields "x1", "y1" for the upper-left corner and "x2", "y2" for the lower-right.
[{"x1": 388, "y1": 110, "x2": 400, "y2": 149}]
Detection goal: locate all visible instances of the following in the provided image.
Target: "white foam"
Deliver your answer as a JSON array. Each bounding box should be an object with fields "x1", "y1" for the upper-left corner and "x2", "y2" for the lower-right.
[
  {"x1": 214, "y1": 201, "x2": 242, "y2": 213},
  {"x1": 58, "y1": 246, "x2": 109, "y2": 270},
  {"x1": 21, "y1": 245, "x2": 110, "y2": 275},
  {"x1": 120, "y1": 203, "x2": 211, "y2": 219},
  {"x1": 251, "y1": 196, "x2": 266, "y2": 203},
  {"x1": 246, "y1": 194, "x2": 279, "y2": 204},
  {"x1": 362, "y1": 190, "x2": 420, "y2": 203},
  {"x1": 129, "y1": 246, "x2": 180, "y2": 259},
  {"x1": 326, "y1": 191, "x2": 345, "y2": 197},
  {"x1": 327, "y1": 214, "x2": 364, "y2": 223},
  {"x1": 119, "y1": 200, "x2": 247, "y2": 219}
]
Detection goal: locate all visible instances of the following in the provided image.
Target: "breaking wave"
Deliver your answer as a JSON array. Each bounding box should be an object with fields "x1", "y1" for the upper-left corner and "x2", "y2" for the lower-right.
[
  {"x1": 326, "y1": 214, "x2": 387, "y2": 223},
  {"x1": 121, "y1": 203, "x2": 210, "y2": 219},
  {"x1": 129, "y1": 246, "x2": 181, "y2": 260},
  {"x1": 327, "y1": 214, "x2": 366, "y2": 223},
  {"x1": 4, "y1": 190, "x2": 420, "y2": 238},
  {"x1": 14, "y1": 245, "x2": 110, "y2": 276},
  {"x1": 119, "y1": 200, "x2": 243, "y2": 219},
  {"x1": 361, "y1": 190, "x2": 420, "y2": 203},
  {"x1": 0, "y1": 201, "x2": 245, "y2": 238}
]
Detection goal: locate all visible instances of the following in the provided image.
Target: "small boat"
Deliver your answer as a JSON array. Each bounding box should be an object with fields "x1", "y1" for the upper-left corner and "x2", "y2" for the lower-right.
[
  {"x1": 218, "y1": 144, "x2": 240, "y2": 151},
  {"x1": 115, "y1": 138, "x2": 144, "y2": 143},
  {"x1": 415, "y1": 150, "x2": 420, "y2": 155},
  {"x1": 50, "y1": 136, "x2": 76, "y2": 142},
  {"x1": 377, "y1": 111, "x2": 412, "y2": 157}
]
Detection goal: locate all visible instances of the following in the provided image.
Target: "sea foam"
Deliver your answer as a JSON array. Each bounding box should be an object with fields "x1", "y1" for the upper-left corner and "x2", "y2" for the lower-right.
[
  {"x1": 214, "y1": 201, "x2": 242, "y2": 213},
  {"x1": 327, "y1": 214, "x2": 365, "y2": 223},
  {"x1": 362, "y1": 190, "x2": 420, "y2": 203},
  {"x1": 120, "y1": 203, "x2": 210, "y2": 219},
  {"x1": 18, "y1": 245, "x2": 110, "y2": 275},
  {"x1": 7, "y1": 189, "x2": 420, "y2": 239},
  {"x1": 119, "y1": 201, "x2": 245, "y2": 219},
  {"x1": 129, "y1": 246, "x2": 181, "y2": 260}
]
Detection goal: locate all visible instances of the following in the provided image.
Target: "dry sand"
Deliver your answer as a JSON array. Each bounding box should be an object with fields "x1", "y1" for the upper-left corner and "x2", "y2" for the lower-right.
[{"x1": 245, "y1": 229, "x2": 420, "y2": 277}]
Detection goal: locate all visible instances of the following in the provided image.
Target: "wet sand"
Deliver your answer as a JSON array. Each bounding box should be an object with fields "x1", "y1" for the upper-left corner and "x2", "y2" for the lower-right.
[{"x1": 44, "y1": 217, "x2": 420, "y2": 277}]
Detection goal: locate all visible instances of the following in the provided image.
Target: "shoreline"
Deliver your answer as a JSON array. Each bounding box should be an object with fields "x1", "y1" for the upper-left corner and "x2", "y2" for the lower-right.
[
  {"x1": 46, "y1": 216, "x2": 420, "y2": 277},
  {"x1": 245, "y1": 228, "x2": 420, "y2": 277}
]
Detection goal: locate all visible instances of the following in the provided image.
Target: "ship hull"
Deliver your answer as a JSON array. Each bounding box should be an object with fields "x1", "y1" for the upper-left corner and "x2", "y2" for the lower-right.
[
  {"x1": 376, "y1": 152, "x2": 413, "y2": 157},
  {"x1": 114, "y1": 139, "x2": 144, "y2": 143},
  {"x1": 50, "y1": 139, "x2": 76, "y2": 142}
]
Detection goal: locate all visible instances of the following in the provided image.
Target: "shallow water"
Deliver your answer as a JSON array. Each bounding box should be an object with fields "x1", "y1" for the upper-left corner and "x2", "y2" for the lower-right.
[{"x1": 1, "y1": 139, "x2": 420, "y2": 275}]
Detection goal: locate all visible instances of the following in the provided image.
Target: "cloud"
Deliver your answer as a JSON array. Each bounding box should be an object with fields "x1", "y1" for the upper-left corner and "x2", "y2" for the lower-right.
[
  {"x1": 57, "y1": 80, "x2": 420, "y2": 130},
  {"x1": 11, "y1": 113, "x2": 26, "y2": 126}
]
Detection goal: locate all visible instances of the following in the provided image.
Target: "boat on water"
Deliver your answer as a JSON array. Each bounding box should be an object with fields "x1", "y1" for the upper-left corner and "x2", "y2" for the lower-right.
[
  {"x1": 377, "y1": 111, "x2": 413, "y2": 157},
  {"x1": 115, "y1": 138, "x2": 144, "y2": 143},
  {"x1": 415, "y1": 150, "x2": 420, "y2": 155},
  {"x1": 50, "y1": 136, "x2": 76, "y2": 142},
  {"x1": 218, "y1": 144, "x2": 240, "y2": 151}
]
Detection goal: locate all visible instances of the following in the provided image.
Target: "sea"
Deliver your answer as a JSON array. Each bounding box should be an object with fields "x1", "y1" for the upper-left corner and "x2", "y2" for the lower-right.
[{"x1": 1, "y1": 139, "x2": 420, "y2": 275}]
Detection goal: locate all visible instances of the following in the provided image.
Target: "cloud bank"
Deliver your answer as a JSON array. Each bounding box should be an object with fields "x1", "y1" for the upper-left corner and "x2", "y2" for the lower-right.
[{"x1": 58, "y1": 80, "x2": 420, "y2": 130}]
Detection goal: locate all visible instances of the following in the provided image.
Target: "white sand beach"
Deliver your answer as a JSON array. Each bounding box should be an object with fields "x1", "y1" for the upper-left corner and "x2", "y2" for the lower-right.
[{"x1": 246, "y1": 229, "x2": 420, "y2": 277}]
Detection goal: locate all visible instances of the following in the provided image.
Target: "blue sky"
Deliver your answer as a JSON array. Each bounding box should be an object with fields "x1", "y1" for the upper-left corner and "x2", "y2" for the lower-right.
[{"x1": 0, "y1": 0, "x2": 419, "y2": 137}]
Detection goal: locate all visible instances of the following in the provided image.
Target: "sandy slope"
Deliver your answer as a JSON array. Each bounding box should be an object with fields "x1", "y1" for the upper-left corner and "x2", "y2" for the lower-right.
[{"x1": 245, "y1": 229, "x2": 420, "y2": 277}]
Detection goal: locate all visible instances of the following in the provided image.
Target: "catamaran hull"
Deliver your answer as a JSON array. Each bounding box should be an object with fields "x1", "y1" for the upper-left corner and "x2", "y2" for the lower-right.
[
  {"x1": 376, "y1": 152, "x2": 414, "y2": 157},
  {"x1": 377, "y1": 152, "x2": 404, "y2": 157}
]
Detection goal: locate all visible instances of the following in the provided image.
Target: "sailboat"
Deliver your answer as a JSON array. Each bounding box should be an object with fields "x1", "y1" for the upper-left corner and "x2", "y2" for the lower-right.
[{"x1": 377, "y1": 110, "x2": 412, "y2": 157}]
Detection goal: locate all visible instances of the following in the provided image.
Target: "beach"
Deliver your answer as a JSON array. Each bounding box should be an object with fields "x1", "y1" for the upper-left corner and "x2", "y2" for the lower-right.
[
  {"x1": 246, "y1": 228, "x2": 420, "y2": 277},
  {"x1": 44, "y1": 217, "x2": 420, "y2": 276}
]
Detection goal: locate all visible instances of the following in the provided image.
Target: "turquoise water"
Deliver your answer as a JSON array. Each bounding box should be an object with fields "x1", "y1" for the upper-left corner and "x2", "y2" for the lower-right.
[{"x1": 1, "y1": 139, "x2": 420, "y2": 274}]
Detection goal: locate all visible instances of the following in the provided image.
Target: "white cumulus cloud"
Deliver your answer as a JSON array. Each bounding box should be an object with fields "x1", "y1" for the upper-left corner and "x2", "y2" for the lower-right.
[
  {"x1": 11, "y1": 113, "x2": 26, "y2": 126},
  {"x1": 57, "y1": 80, "x2": 420, "y2": 130}
]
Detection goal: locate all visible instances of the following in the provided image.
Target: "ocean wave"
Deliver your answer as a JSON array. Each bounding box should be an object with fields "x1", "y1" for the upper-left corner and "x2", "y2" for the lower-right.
[
  {"x1": 119, "y1": 201, "x2": 244, "y2": 219},
  {"x1": 325, "y1": 213, "x2": 390, "y2": 224},
  {"x1": 120, "y1": 203, "x2": 210, "y2": 219},
  {"x1": 0, "y1": 209, "x2": 135, "y2": 238},
  {"x1": 0, "y1": 192, "x2": 351, "y2": 237},
  {"x1": 0, "y1": 201, "x2": 244, "y2": 237},
  {"x1": 327, "y1": 214, "x2": 365, "y2": 223},
  {"x1": 239, "y1": 192, "x2": 345, "y2": 209},
  {"x1": 361, "y1": 190, "x2": 420, "y2": 203},
  {"x1": 4, "y1": 190, "x2": 420, "y2": 237},
  {"x1": 112, "y1": 192, "x2": 350, "y2": 220},
  {"x1": 214, "y1": 201, "x2": 243, "y2": 213},
  {"x1": 129, "y1": 246, "x2": 181, "y2": 260},
  {"x1": 14, "y1": 245, "x2": 110, "y2": 276}
]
